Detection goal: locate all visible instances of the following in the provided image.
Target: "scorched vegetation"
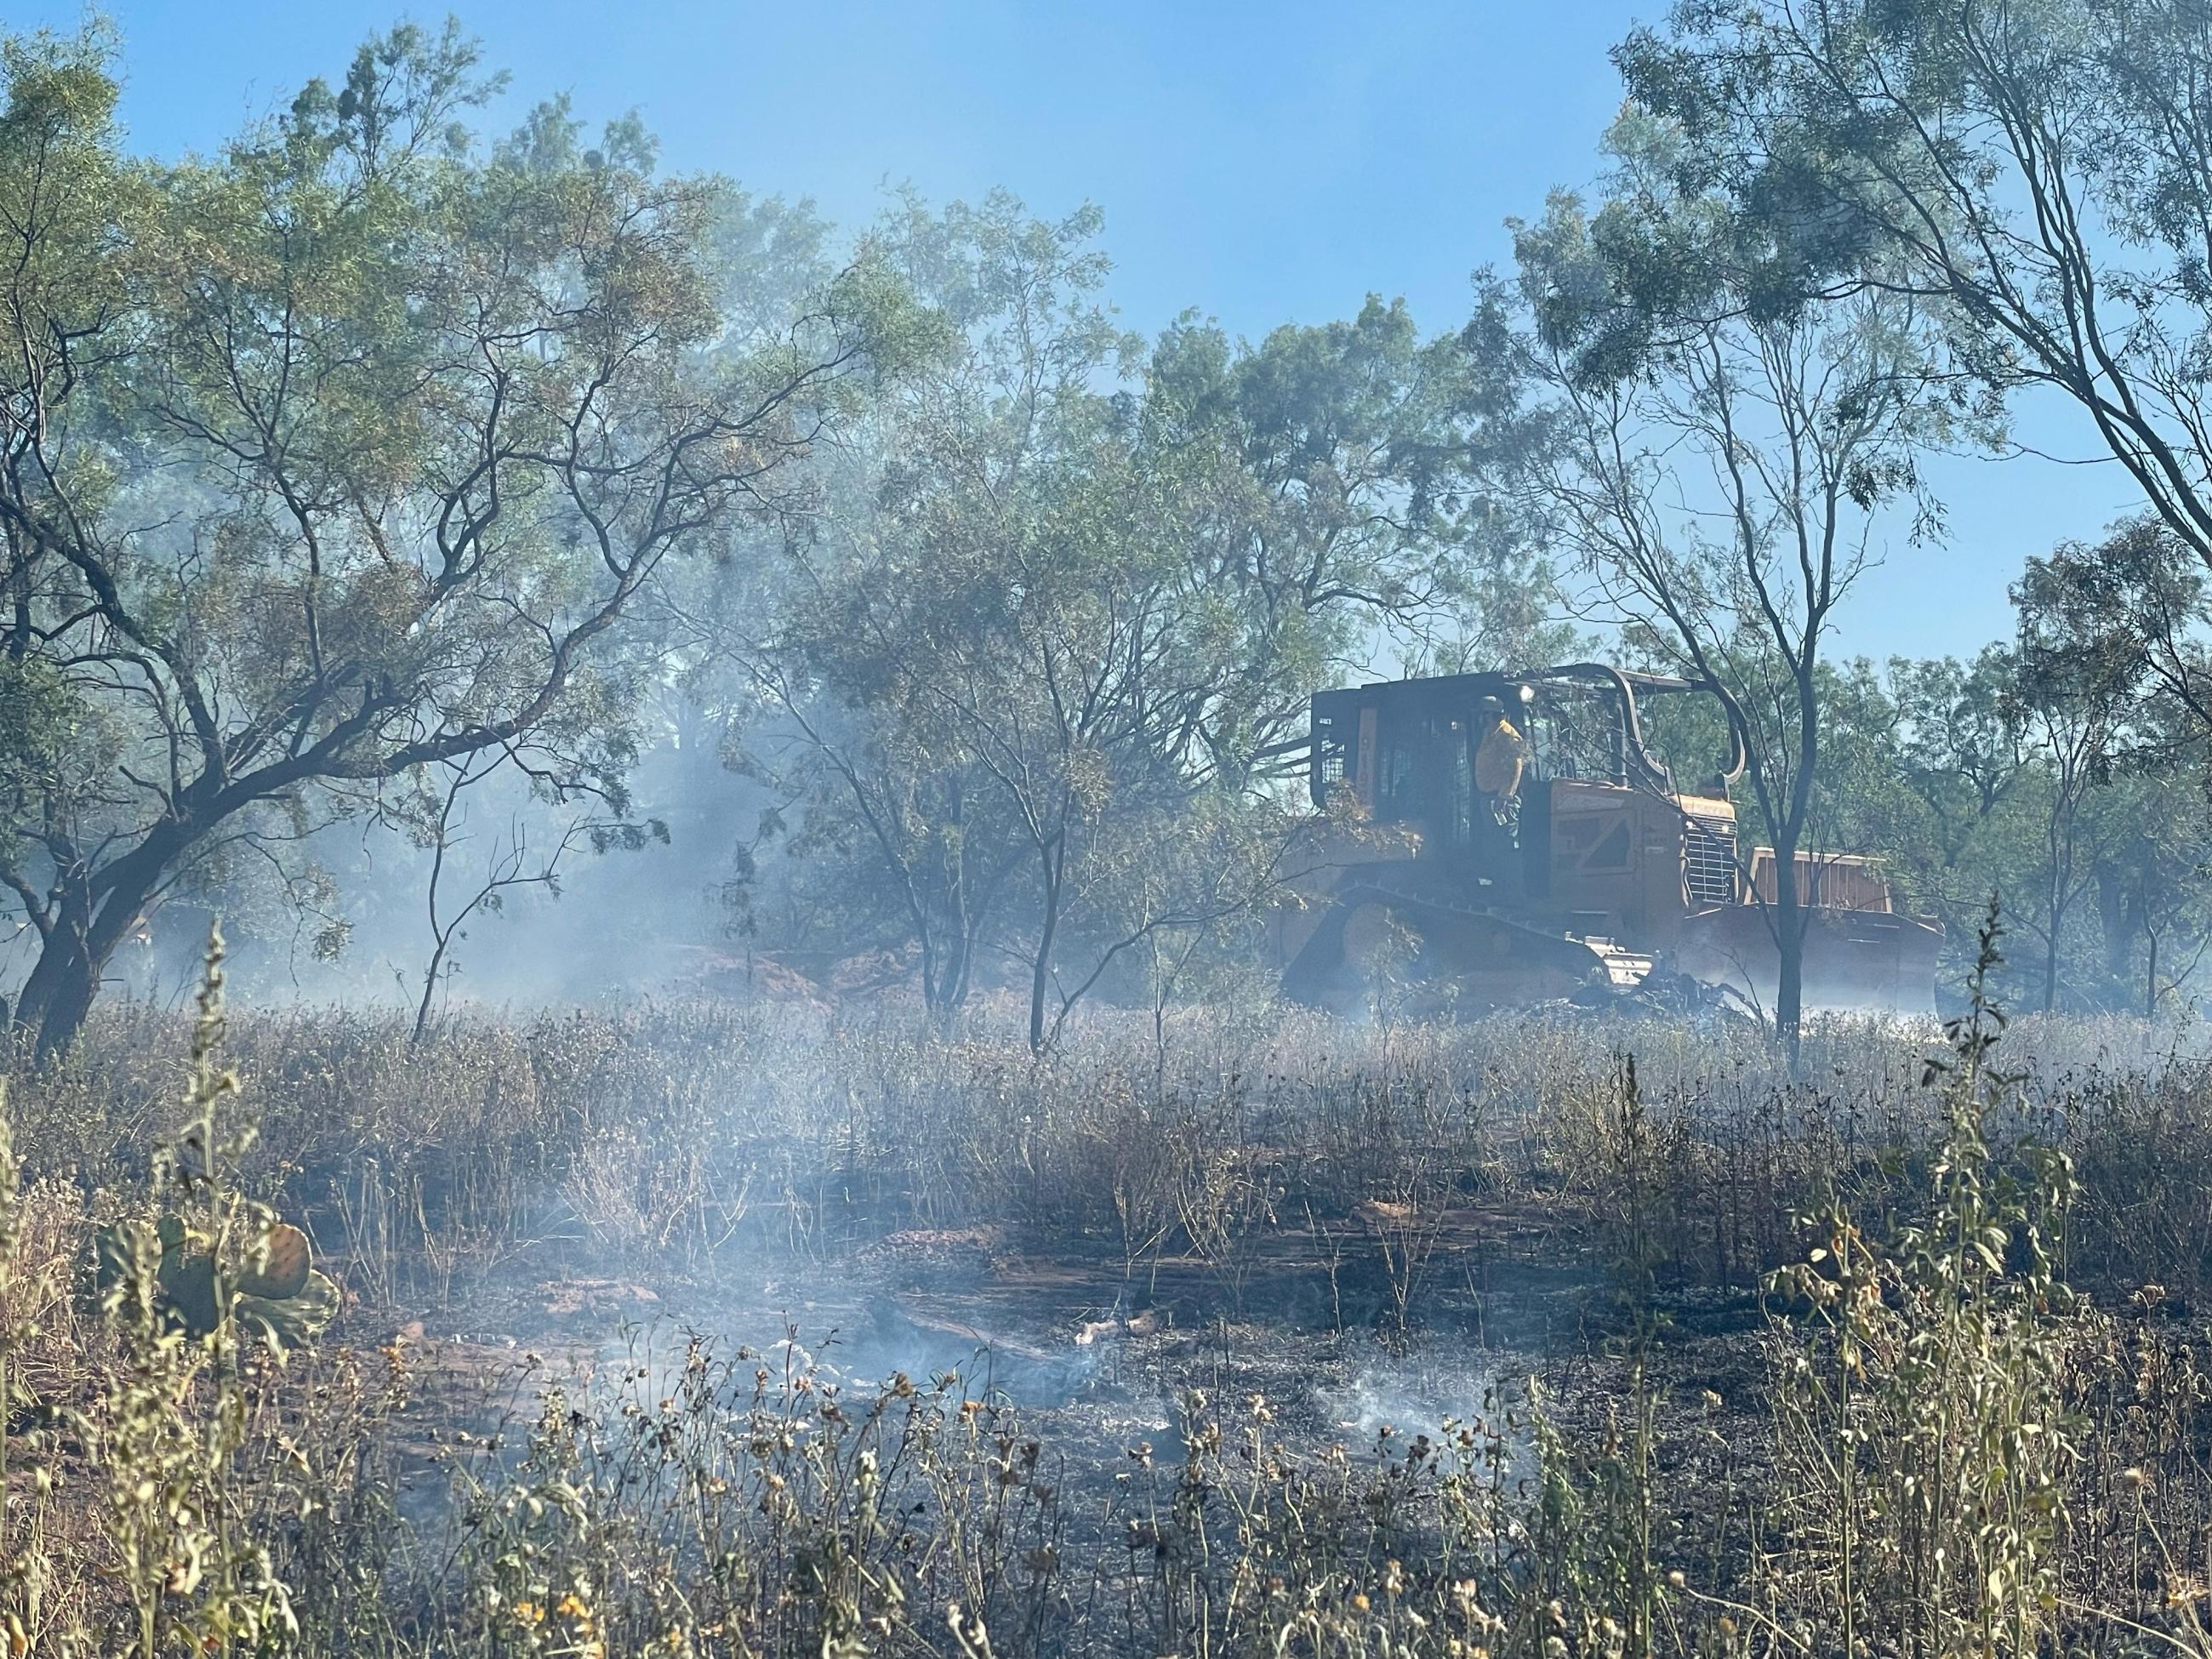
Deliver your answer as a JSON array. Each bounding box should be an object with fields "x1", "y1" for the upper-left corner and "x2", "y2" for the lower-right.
[{"x1": 4, "y1": 925, "x2": 2212, "y2": 1654}]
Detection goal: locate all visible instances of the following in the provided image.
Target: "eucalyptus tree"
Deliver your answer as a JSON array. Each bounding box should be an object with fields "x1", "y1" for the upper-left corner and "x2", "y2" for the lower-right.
[
  {"x1": 1787, "y1": 628, "x2": 2212, "y2": 1012},
  {"x1": 744, "y1": 196, "x2": 1297, "y2": 1045},
  {"x1": 1873, "y1": 647, "x2": 2037, "y2": 970},
  {"x1": 2003, "y1": 528, "x2": 2212, "y2": 1010},
  {"x1": 1621, "y1": 0, "x2": 2212, "y2": 660},
  {"x1": 1499, "y1": 113, "x2": 1971, "y2": 1041},
  {"x1": 0, "y1": 25, "x2": 887, "y2": 1056}
]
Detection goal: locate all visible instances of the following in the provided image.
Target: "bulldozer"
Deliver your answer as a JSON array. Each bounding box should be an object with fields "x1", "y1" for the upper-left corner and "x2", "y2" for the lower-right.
[{"x1": 1271, "y1": 664, "x2": 1941, "y2": 1017}]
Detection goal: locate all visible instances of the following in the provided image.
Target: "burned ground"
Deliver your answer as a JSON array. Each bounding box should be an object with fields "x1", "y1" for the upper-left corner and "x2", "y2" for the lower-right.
[{"x1": 8, "y1": 998, "x2": 2212, "y2": 1653}]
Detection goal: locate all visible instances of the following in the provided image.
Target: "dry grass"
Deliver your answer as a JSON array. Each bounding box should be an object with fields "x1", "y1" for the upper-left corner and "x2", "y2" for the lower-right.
[{"x1": 8, "y1": 949, "x2": 2212, "y2": 1652}]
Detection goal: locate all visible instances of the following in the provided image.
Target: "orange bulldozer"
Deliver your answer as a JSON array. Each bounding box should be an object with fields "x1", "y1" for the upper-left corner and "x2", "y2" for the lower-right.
[{"x1": 1270, "y1": 664, "x2": 1941, "y2": 1018}]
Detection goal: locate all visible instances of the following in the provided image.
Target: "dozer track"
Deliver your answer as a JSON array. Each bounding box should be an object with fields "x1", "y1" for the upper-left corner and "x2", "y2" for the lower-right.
[{"x1": 1282, "y1": 879, "x2": 1646, "y2": 1017}]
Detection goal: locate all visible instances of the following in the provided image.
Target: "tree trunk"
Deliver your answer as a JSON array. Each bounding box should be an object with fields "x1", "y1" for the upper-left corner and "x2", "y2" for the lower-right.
[
  {"x1": 915, "y1": 928, "x2": 944, "y2": 1020},
  {"x1": 30, "y1": 942, "x2": 105, "y2": 1064},
  {"x1": 2044, "y1": 817, "x2": 2070, "y2": 1015},
  {"x1": 11, "y1": 908, "x2": 90, "y2": 1058},
  {"x1": 1775, "y1": 663, "x2": 1819, "y2": 1062},
  {"x1": 14, "y1": 858, "x2": 164, "y2": 1063},
  {"x1": 2095, "y1": 867, "x2": 2127, "y2": 985},
  {"x1": 1028, "y1": 905, "x2": 1056, "y2": 1053},
  {"x1": 1028, "y1": 841, "x2": 1064, "y2": 1054},
  {"x1": 1772, "y1": 851, "x2": 1804, "y2": 1054},
  {"x1": 412, "y1": 934, "x2": 450, "y2": 1045}
]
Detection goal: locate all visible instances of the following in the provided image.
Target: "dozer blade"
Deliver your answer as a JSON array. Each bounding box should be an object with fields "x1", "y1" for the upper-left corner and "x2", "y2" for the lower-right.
[
  {"x1": 1282, "y1": 882, "x2": 1623, "y2": 1018},
  {"x1": 1672, "y1": 904, "x2": 1943, "y2": 1017}
]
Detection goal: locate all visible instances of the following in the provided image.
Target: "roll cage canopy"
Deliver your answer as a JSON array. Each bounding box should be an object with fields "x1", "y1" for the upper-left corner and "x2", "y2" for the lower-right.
[{"x1": 1306, "y1": 664, "x2": 1743, "y2": 814}]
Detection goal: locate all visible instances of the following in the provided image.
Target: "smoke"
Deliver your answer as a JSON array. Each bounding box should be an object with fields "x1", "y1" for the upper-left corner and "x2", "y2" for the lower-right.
[
  {"x1": 1315, "y1": 1344, "x2": 1504, "y2": 1445},
  {"x1": 628, "y1": 1303, "x2": 1113, "y2": 1413},
  {"x1": 85, "y1": 713, "x2": 778, "y2": 1017}
]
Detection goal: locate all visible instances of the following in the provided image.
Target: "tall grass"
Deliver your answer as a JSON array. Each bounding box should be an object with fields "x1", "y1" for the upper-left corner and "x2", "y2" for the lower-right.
[
  {"x1": 10, "y1": 993, "x2": 2206, "y2": 1306},
  {"x1": 5, "y1": 943, "x2": 2212, "y2": 1651}
]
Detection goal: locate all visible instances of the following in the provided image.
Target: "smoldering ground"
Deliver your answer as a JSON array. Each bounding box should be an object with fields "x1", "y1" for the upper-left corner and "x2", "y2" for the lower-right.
[{"x1": 18, "y1": 972, "x2": 2212, "y2": 1651}]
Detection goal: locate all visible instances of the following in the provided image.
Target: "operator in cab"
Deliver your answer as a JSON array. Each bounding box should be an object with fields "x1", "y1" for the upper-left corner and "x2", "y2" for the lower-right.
[{"x1": 1474, "y1": 697, "x2": 1531, "y2": 830}]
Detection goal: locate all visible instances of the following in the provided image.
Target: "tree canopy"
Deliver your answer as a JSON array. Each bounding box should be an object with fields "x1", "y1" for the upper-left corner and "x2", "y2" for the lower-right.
[
  {"x1": 14, "y1": 12, "x2": 2212, "y2": 1039},
  {"x1": 0, "y1": 23, "x2": 894, "y2": 1054}
]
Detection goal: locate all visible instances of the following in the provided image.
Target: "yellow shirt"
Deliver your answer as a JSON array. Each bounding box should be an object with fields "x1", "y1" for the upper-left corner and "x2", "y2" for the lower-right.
[{"x1": 1474, "y1": 716, "x2": 1527, "y2": 799}]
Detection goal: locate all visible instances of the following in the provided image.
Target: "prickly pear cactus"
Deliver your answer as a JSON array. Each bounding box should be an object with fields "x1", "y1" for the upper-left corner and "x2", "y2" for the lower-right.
[{"x1": 94, "y1": 1213, "x2": 339, "y2": 1352}]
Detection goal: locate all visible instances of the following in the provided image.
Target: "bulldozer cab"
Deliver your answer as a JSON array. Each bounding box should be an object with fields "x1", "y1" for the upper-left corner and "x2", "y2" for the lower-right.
[{"x1": 1308, "y1": 666, "x2": 1730, "y2": 936}]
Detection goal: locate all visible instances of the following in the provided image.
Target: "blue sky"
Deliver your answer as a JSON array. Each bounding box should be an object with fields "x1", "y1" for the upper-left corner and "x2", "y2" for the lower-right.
[{"x1": 20, "y1": 0, "x2": 2144, "y2": 664}]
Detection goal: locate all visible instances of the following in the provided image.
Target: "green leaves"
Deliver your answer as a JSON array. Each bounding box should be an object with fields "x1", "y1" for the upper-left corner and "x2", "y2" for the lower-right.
[
  {"x1": 737, "y1": 188, "x2": 1552, "y2": 1033},
  {"x1": 1619, "y1": 0, "x2": 2212, "y2": 613},
  {"x1": 0, "y1": 21, "x2": 875, "y2": 1052},
  {"x1": 1764, "y1": 914, "x2": 2087, "y2": 1650}
]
